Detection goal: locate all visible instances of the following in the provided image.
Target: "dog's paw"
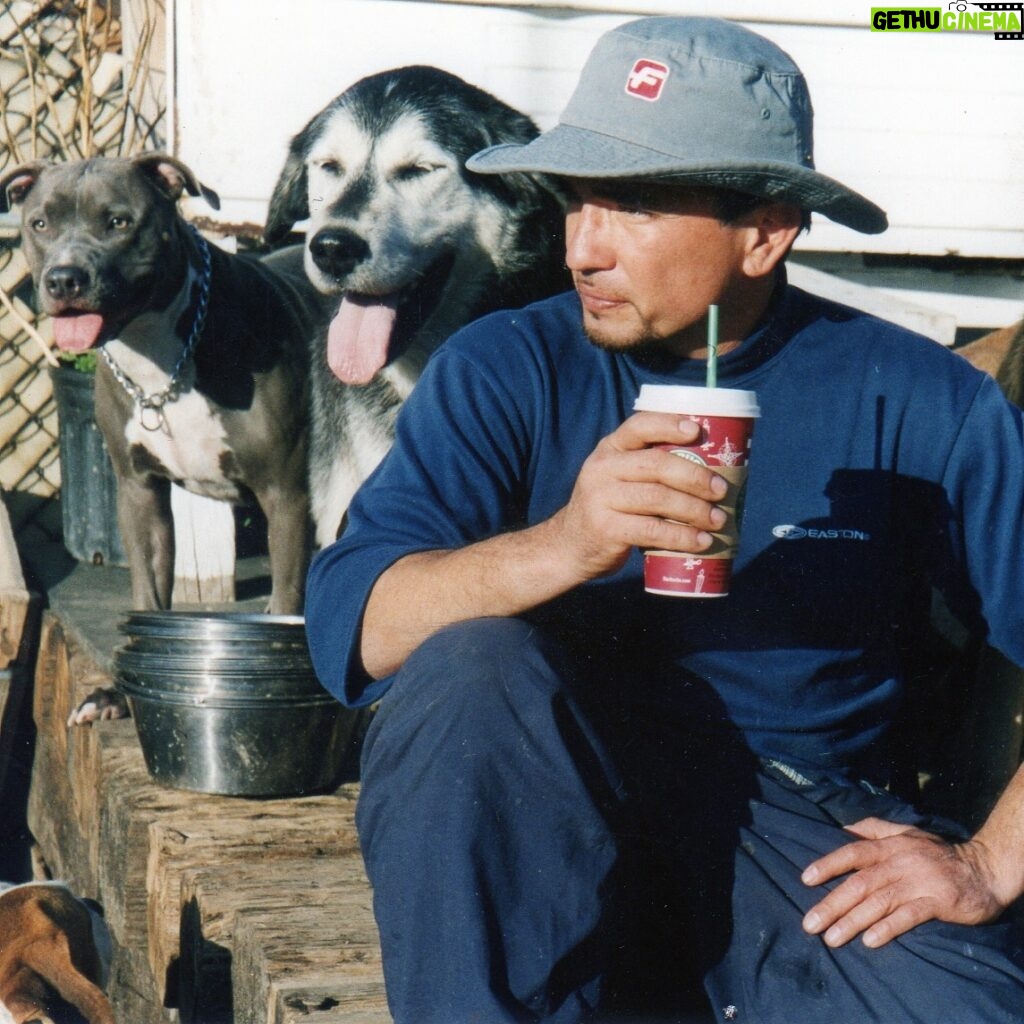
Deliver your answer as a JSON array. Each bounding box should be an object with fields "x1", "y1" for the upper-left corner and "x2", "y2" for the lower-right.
[{"x1": 67, "y1": 686, "x2": 130, "y2": 727}]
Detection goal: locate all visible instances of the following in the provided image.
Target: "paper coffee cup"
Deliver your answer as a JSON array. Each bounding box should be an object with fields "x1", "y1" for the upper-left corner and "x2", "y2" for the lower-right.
[{"x1": 633, "y1": 384, "x2": 759, "y2": 598}]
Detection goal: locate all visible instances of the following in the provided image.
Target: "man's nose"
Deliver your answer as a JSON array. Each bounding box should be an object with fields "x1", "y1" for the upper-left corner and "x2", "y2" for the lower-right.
[{"x1": 565, "y1": 203, "x2": 614, "y2": 273}]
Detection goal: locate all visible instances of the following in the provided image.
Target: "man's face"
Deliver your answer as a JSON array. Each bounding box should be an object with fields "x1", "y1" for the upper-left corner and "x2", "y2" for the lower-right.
[{"x1": 564, "y1": 180, "x2": 757, "y2": 358}]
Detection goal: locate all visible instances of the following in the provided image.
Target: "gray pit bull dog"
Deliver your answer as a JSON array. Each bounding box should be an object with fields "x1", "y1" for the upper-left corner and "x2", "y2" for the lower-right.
[{"x1": 1, "y1": 153, "x2": 323, "y2": 618}]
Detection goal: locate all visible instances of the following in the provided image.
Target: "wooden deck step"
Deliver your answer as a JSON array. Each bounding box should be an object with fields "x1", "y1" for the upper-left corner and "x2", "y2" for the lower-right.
[
  {"x1": 276, "y1": 983, "x2": 392, "y2": 1024},
  {"x1": 178, "y1": 855, "x2": 380, "y2": 1024},
  {"x1": 232, "y1": 903, "x2": 388, "y2": 1024},
  {"x1": 146, "y1": 787, "x2": 362, "y2": 1004},
  {"x1": 28, "y1": 584, "x2": 390, "y2": 1024}
]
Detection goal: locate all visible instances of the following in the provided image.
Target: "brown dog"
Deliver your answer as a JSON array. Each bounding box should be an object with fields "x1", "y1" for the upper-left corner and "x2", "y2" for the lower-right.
[
  {"x1": 958, "y1": 319, "x2": 1024, "y2": 402},
  {"x1": 0, "y1": 883, "x2": 114, "y2": 1024}
]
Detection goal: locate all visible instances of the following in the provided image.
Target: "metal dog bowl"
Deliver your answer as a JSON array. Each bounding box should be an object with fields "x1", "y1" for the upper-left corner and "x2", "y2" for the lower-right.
[{"x1": 113, "y1": 612, "x2": 361, "y2": 797}]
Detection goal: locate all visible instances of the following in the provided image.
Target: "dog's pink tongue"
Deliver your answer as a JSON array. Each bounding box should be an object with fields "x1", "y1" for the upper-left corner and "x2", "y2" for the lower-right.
[
  {"x1": 52, "y1": 313, "x2": 104, "y2": 353},
  {"x1": 327, "y1": 295, "x2": 398, "y2": 385}
]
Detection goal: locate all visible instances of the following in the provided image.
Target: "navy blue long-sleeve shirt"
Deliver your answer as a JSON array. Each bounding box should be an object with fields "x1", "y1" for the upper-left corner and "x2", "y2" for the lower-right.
[{"x1": 306, "y1": 284, "x2": 1024, "y2": 778}]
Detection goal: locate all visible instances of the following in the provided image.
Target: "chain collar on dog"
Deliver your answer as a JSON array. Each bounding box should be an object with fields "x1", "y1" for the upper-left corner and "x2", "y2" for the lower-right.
[{"x1": 100, "y1": 226, "x2": 212, "y2": 432}]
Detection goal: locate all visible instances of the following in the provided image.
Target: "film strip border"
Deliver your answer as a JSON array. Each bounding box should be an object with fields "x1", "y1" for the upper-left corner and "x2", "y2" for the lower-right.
[{"x1": 974, "y1": 2, "x2": 1024, "y2": 38}]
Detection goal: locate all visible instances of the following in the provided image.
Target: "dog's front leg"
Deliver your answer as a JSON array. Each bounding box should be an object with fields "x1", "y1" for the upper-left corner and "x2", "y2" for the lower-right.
[
  {"x1": 258, "y1": 483, "x2": 312, "y2": 615},
  {"x1": 115, "y1": 473, "x2": 174, "y2": 610}
]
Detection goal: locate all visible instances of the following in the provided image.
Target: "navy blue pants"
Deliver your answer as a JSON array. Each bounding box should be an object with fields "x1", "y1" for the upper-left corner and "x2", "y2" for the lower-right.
[{"x1": 356, "y1": 618, "x2": 1024, "y2": 1023}]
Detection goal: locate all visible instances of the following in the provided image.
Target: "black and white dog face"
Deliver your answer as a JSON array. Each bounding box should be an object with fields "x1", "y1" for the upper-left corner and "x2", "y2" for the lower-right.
[
  {"x1": 265, "y1": 65, "x2": 566, "y2": 387},
  {"x1": 301, "y1": 105, "x2": 507, "y2": 299},
  {"x1": 264, "y1": 65, "x2": 567, "y2": 545}
]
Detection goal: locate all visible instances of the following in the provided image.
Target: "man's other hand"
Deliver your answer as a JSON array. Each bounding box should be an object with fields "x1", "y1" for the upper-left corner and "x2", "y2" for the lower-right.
[{"x1": 800, "y1": 817, "x2": 1008, "y2": 948}]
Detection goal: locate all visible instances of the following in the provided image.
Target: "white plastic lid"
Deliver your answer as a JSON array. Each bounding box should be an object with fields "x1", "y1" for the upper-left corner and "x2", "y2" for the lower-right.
[{"x1": 634, "y1": 384, "x2": 760, "y2": 418}]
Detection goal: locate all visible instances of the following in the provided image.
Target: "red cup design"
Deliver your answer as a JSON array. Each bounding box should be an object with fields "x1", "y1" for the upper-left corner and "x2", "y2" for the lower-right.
[{"x1": 634, "y1": 386, "x2": 759, "y2": 598}]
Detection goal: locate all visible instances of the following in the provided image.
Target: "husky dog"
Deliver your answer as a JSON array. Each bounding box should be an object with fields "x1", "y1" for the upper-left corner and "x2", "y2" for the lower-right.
[{"x1": 265, "y1": 65, "x2": 567, "y2": 545}]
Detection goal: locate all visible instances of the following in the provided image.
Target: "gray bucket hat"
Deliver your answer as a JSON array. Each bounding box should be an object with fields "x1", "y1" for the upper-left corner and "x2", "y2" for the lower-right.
[{"x1": 467, "y1": 17, "x2": 887, "y2": 235}]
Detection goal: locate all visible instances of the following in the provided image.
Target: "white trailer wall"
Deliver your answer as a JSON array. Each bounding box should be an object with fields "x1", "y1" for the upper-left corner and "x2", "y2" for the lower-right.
[{"x1": 164, "y1": 0, "x2": 1024, "y2": 329}]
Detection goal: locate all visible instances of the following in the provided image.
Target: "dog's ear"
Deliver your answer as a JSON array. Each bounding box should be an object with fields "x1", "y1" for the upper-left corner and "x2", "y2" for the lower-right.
[
  {"x1": 0, "y1": 161, "x2": 45, "y2": 211},
  {"x1": 265, "y1": 147, "x2": 309, "y2": 247},
  {"x1": 462, "y1": 104, "x2": 570, "y2": 219},
  {"x1": 132, "y1": 152, "x2": 221, "y2": 211},
  {"x1": 489, "y1": 168, "x2": 568, "y2": 218}
]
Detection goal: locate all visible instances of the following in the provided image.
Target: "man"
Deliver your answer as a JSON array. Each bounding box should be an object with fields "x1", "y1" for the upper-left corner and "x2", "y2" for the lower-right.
[{"x1": 306, "y1": 16, "x2": 1024, "y2": 1023}]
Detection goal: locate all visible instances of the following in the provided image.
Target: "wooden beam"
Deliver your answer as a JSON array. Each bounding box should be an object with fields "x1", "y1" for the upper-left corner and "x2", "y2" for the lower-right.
[
  {"x1": 178, "y1": 856, "x2": 378, "y2": 1024},
  {"x1": 788, "y1": 262, "x2": 958, "y2": 345},
  {"x1": 0, "y1": 490, "x2": 31, "y2": 671}
]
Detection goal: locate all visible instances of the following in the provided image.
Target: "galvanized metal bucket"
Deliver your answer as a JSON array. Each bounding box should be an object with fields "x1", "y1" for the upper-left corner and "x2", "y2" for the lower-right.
[{"x1": 113, "y1": 612, "x2": 362, "y2": 797}]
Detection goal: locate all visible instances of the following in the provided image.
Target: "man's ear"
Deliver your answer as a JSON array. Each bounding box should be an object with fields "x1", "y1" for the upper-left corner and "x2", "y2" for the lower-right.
[{"x1": 741, "y1": 202, "x2": 802, "y2": 278}]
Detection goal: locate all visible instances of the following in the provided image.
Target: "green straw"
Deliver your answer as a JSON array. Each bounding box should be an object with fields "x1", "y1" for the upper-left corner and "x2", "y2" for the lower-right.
[{"x1": 706, "y1": 304, "x2": 719, "y2": 388}]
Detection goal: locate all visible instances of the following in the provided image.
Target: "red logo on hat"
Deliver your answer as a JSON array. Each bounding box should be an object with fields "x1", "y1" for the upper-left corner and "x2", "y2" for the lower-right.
[{"x1": 626, "y1": 59, "x2": 670, "y2": 101}]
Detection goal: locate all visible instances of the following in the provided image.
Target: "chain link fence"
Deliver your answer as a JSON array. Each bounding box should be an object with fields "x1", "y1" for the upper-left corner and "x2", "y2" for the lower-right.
[{"x1": 0, "y1": 0, "x2": 165, "y2": 551}]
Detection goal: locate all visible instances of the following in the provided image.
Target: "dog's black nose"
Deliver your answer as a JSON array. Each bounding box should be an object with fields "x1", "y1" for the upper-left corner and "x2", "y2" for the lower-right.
[
  {"x1": 45, "y1": 265, "x2": 90, "y2": 301},
  {"x1": 310, "y1": 229, "x2": 370, "y2": 280}
]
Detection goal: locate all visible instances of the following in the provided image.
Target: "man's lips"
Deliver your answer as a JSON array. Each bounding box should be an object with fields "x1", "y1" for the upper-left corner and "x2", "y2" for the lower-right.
[{"x1": 575, "y1": 282, "x2": 627, "y2": 314}]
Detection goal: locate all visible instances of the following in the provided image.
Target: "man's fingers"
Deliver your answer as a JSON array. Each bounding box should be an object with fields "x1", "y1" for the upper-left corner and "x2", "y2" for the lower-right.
[
  {"x1": 630, "y1": 511, "x2": 717, "y2": 553},
  {"x1": 801, "y1": 826, "x2": 1006, "y2": 949},
  {"x1": 800, "y1": 826, "x2": 923, "y2": 942},
  {"x1": 608, "y1": 443, "x2": 728, "y2": 503},
  {"x1": 802, "y1": 838, "x2": 873, "y2": 887},
  {"x1": 803, "y1": 870, "x2": 901, "y2": 946},
  {"x1": 585, "y1": 433, "x2": 730, "y2": 546},
  {"x1": 801, "y1": 820, "x2": 918, "y2": 887},
  {"x1": 808, "y1": 889, "x2": 935, "y2": 949},
  {"x1": 861, "y1": 901, "x2": 934, "y2": 948},
  {"x1": 608, "y1": 410, "x2": 703, "y2": 452},
  {"x1": 614, "y1": 479, "x2": 727, "y2": 530},
  {"x1": 564, "y1": 411, "x2": 732, "y2": 577}
]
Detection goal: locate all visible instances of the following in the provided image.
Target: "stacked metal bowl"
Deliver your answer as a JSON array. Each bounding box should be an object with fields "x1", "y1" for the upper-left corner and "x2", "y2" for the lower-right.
[{"x1": 113, "y1": 611, "x2": 361, "y2": 797}]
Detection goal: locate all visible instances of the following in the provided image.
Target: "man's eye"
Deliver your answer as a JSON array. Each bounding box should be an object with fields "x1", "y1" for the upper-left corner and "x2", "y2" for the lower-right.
[{"x1": 616, "y1": 200, "x2": 654, "y2": 218}]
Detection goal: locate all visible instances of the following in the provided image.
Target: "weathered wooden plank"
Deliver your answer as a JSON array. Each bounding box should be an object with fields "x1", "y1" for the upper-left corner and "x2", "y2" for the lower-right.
[
  {"x1": 0, "y1": 490, "x2": 31, "y2": 672},
  {"x1": 787, "y1": 261, "x2": 958, "y2": 344},
  {"x1": 0, "y1": 490, "x2": 38, "y2": 798},
  {"x1": 95, "y1": 722, "x2": 203, "y2": 948},
  {"x1": 146, "y1": 785, "x2": 362, "y2": 1005},
  {"x1": 29, "y1": 610, "x2": 188, "y2": 924},
  {"x1": 27, "y1": 613, "x2": 179, "y2": 1024},
  {"x1": 0, "y1": 661, "x2": 30, "y2": 801},
  {"x1": 232, "y1": 904, "x2": 387, "y2": 1024},
  {"x1": 0, "y1": 587, "x2": 32, "y2": 671},
  {"x1": 177, "y1": 854, "x2": 376, "y2": 1024},
  {"x1": 33, "y1": 609, "x2": 111, "y2": 748},
  {"x1": 27, "y1": 614, "x2": 97, "y2": 894},
  {"x1": 0, "y1": 670, "x2": 10, "y2": 743},
  {"x1": 106, "y1": 943, "x2": 177, "y2": 1024},
  {"x1": 278, "y1": 983, "x2": 392, "y2": 1024},
  {"x1": 28, "y1": 600, "x2": 380, "y2": 1024}
]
